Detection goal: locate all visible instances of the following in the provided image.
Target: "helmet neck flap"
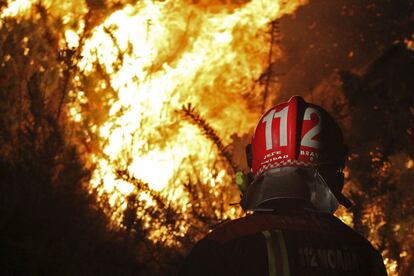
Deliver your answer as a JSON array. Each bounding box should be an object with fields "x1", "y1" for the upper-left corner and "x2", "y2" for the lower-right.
[{"x1": 241, "y1": 167, "x2": 339, "y2": 213}]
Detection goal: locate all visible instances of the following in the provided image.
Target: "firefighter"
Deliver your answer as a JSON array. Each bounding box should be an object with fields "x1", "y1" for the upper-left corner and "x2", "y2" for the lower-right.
[{"x1": 178, "y1": 96, "x2": 387, "y2": 276}]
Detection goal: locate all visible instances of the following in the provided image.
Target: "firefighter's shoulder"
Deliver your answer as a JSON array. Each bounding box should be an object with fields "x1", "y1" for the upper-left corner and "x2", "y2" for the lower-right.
[{"x1": 205, "y1": 211, "x2": 329, "y2": 244}]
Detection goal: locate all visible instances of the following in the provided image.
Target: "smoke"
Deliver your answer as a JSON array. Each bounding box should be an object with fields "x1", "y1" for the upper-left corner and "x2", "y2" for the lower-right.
[{"x1": 276, "y1": 0, "x2": 414, "y2": 99}]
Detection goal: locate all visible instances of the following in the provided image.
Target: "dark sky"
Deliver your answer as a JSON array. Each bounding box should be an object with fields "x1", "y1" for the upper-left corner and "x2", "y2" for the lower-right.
[{"x1": 276, "y1": 0, "x2": 414, "y2": 99}]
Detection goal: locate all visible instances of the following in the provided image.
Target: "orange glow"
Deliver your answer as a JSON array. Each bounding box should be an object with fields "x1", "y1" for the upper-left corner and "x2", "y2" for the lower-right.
[
  {"x1": 405, "y1": 34, "x2": 414, "y2": 51},
  {"x1": 406, "y1": 159, "x2": 414, "y2": 169},
  {"x1": 3, "y1": 1, "x2": 402, "y2": 273},
  {"x1": 1, "y1": 0, "x2": 33, "y2": 18},
  {"x1": 64, "y1": 0, "x2": 307, "y2": 242}
]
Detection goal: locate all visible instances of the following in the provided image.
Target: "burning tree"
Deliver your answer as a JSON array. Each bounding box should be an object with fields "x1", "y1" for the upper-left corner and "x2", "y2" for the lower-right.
[
  {"x1": 0, "y1": 0, "x2": 413, "y2": 275},
  {"x1": 59, "y1": 0, "x2": 307, "y2": 247},
  {"x1": 309, "y1": 45, "x2": 414, "y2": 275},
  {"x1": 0, "y1": 4, "x2": 144, "y2": 274},
  {"x1": 341, "y1": 46, "x2": 414, "y2": 275}
]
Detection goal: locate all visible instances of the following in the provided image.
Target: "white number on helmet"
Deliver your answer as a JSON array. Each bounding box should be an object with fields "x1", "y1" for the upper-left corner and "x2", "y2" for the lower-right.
[
  {"x1": 274, "y1": 106, "x2": 288, "y2": 147},
  {"x1": 261, "y1": 106, "x2": 321, "y2": 150},
  {"x1": 262, "y1": 109, "x2": 276, "y2": 150},
  {"x1": 262, "y1": 106, "x2": 289, "y2": 150},
  {"x1": 301, "y1": 107, "x2": 321, "y2": 148}
]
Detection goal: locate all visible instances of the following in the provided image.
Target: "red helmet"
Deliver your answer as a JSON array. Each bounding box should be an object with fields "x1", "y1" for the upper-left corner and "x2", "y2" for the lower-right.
[
  {"x1": 251, "y1": 95, "x2": 347, "y2": 175},
  {"x1": 243, "y1": 96, "x2": 351, "y2": 209}
]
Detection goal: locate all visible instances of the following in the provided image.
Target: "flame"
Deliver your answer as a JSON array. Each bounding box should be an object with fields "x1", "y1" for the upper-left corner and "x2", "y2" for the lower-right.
[
  {"x1": 63, "y1": 0, "x2": 307, "y2": 241},
  {"x1": 1, "y1": 0, "x2": 88, "y2": 21},
  {"x1": 2, "y1": 1, "x2": 403, "y2": 273},
  {"x1": 405, "y1": 34, "x2": 414, "y2": 51},
  {"x1": 384, "y1": 257, "x2": 398, "y2": 276},
  {"x1": 1, "y1": 3, "x2": 407, "y2": 275},
  {"x1": 1, "y1": 0, "x2": 33, "y2": 18}
]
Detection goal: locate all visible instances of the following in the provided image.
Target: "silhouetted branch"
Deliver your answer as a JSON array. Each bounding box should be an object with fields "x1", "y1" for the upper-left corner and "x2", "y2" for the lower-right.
[{"x1": 178, "y1": 103, "x2": 237, "y2": 174}]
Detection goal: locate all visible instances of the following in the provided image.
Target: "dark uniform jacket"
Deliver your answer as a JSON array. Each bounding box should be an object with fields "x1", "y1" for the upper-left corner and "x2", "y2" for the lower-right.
[{"x1": 179, "y1": 210, "x2": 387, "y2": 276}]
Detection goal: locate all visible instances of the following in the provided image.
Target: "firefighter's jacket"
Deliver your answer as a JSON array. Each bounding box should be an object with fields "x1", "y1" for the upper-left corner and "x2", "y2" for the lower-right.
[{"x1": 179, "y1": 210, "x2": 387, "y2": 276}]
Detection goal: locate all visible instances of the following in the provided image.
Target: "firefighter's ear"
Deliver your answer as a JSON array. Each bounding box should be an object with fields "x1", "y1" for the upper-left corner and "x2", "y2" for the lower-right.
[
  {"x1": 240, "y1": 192, "x2": 248, "y2": 211},
  {"x1": 238, "y1": 144, "x2": 254, "y2": 211},
  {"x1": 245, "y1": 144, "x2": 253, "y2": 169}
]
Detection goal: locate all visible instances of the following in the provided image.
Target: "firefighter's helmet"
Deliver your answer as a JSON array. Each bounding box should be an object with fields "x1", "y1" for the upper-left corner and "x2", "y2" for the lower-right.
[{"x1": 241, "y1": 96, "x2": 351, "y2": 212}]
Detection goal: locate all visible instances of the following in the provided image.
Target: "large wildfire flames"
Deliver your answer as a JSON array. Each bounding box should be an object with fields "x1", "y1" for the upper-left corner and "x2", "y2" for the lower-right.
[
  {"x1": 66, "y1": 0, "x2": 306, "y2": 239},
  {"x1": 73, "y1": 0, "x2": 308, "y2": 240},
  {"x1": 2, "y1": 0, "x2": 407, "y2": 275},
  {"x1": 1, "y1": 0, "x2": 307, "y2": 239}
]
